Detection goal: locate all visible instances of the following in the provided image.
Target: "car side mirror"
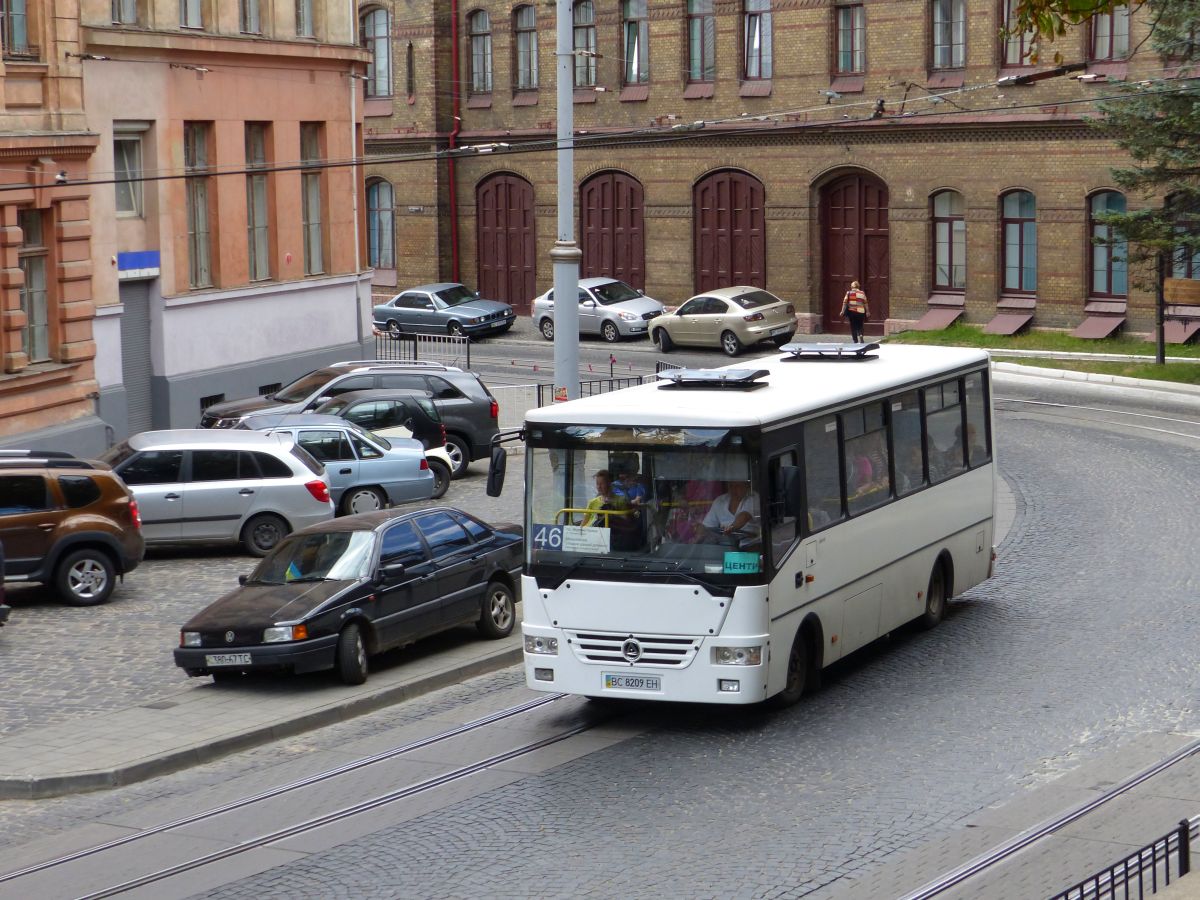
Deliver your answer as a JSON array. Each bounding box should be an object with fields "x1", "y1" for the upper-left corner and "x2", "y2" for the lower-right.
[
  {"x1": 486, "y1": 446, "x2": 508, "y2": 497},
  {"x1": 238, "y1": 574, "x2": 249, "y2": 586},
  {"x1": 374, "y1": 561, "x2": 406, "y2": 586},
  {"x1": 638, "y1": 289, "x2": 645, "y2": 296}
]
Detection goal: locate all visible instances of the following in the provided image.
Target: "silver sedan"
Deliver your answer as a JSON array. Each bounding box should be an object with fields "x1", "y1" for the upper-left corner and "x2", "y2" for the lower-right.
[{"x1": 532, "y1": 277, "x2": 665, "y2": 343}]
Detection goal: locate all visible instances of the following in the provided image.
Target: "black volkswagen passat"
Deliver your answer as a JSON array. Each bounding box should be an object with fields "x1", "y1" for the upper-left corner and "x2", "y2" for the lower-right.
[{"x1": 174, "y1": 507, "x2": 522, "y2": 685}]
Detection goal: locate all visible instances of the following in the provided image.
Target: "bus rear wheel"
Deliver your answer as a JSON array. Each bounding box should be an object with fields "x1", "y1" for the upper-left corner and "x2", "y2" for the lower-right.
[
  {"x1": 918, "y1": 561, "x2": 948, "y2": 630},
  {"x1": 769, "y1": 630, "x2": 809, "y2": 708}
]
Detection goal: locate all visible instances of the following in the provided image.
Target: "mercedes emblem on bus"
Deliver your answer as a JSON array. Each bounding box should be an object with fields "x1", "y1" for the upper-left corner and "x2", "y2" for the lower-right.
[{"x1": 622, "y1": 639, "x2": 642, "y2": 662}]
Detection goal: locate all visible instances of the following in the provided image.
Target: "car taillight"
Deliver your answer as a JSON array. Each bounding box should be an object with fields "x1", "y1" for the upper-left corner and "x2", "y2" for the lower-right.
[
  {"x1": 420, "y1": 458, "x2": 429, "y2": 470},
  {"x1": 489, "y1": 399, "x2": 498, "y2": 420},
  {"x1": 743, "y1": 312, "x2": 764, "y2": 322},
  {"x1": 305, "y1": 480, "x2": 331, "y2": 504},
  {"x1": 439, "y1": 424, "x2": 447, "y2": 445},
  {"x1": 786, "y1": 304, "x2": 795, "y2": 315},
  {"x1": 129, "y1": 497, "x2": 142, "y2": 530}
]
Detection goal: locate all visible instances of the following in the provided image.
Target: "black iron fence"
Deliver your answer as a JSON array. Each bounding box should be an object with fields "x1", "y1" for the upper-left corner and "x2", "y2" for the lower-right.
[
  {"x1": 372, "y1": 333, "x2": 471, "y2": 368},
  {"x1": 533, "y1": 375, "x2": 652, "y2": 407},
  {"x1": 1050, "y1": 818, "x2": 1194, "y2": 900}
]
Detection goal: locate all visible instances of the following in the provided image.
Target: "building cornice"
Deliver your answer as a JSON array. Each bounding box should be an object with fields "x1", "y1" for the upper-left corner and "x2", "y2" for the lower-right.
[{"x1": 82, "y1": 26, "x2": 371, "y2": 67}]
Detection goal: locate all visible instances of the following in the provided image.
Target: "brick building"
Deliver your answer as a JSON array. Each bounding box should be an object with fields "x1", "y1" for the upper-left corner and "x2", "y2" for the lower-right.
[{"x1": 364, "y1": 0, "x2": 1177, "y2": 338}]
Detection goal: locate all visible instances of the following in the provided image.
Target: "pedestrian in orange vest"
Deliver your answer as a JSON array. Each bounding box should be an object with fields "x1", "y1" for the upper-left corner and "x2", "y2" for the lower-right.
[{"x1": 840, "y1": 281, "x2": 870, "y2": 343}]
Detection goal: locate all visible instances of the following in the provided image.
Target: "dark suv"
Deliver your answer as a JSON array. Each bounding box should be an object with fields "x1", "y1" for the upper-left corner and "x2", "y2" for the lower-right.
[
  {"x1": 0, "y1": 451, "x2": 145, "y2": 606},
  {"x1": 199, "y1": 361, "x2": 499, "y2": 478}
]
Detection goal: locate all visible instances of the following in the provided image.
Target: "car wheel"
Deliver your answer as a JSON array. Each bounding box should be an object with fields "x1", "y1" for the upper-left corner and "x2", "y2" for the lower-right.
[
  {"x1": 601, "y1": 320, "x2": 621, "y2": 343},
  {"x1": 477, "y1": 580, "x2": 516, "y2": 638},
  {"x1": 55, "y1": 548, "x2": 116, "y2": 606},
  {"x1": 772, "y1": 334, "x2": 795, "y2": 348},
  {"x1": 721, "y1": 330, "x2": 743, "y2": 357},
  {"x1": 387, "y1": 319, "x2": 403, "y2": 339},
  {"x1": 336, "y1": 622, "x2": 369, "y2": 685},
  {"x1": 447, "y1": 321, "x2": 464, "y2": 337},
  {"x1": 341, "y1": 486, "x2": 386, "y2": 516},
  {"x1": 768, "y1": 628, "x2": 809, "y2": 709},
  {"x1": 539, "y1": 318, "x2": 555, "y2": 341},
  {"x1": 428, "y1": 459, "x2": 451, "y2": 499},
  {"x1": 654, "y1": 328, "x2": 674, "y2": 352},
  {"x1": 444, "y1": 435, "x2": 471, "y2": 478},
  {"x1": 241, "y1": 513, "x2": 289, "y2": 557},
  {"x1": 918, "y1": 561, "x2": 948, "y2": 630}
]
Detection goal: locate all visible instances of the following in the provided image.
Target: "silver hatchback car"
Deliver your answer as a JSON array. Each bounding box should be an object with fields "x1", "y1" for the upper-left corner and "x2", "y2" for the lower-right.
[
  {"x1": 532, "y1": 277, "x2": 665, "y2": 343},
  {"x1": 101, "y1": 430, "x2": 335, "y2": 556}
]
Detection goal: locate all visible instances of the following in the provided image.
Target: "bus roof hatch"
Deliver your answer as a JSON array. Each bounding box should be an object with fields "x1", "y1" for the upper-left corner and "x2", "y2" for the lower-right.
[
  {"x1": 779, "y1": 342, "x2": 880, "y2": 361},
  {"x1": 656, "y1": 368, "x2": 770, "y2": 390}
]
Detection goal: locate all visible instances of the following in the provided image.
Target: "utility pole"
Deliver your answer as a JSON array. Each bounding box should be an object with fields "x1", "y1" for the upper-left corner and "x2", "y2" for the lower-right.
[
  {"x1": 1156, "y1": 250, "x2": 1166, "y2": 365},
  {"x1": 551, "y1": 0, "x2": 581, "y2": 401}
]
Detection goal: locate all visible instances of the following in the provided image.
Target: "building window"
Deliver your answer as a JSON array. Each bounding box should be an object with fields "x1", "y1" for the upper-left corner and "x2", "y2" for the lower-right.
[
  {"x1": 367, "y1": 180, "x2": 395, "y2": 269},
  {"x1": 180, "y1": 0, "x2": 202, "y2": 29},
  {"x1": 1001, "y1": 190, "x2": 1037, "y2": 294},
  {"x1": 687, "y1": 0, "x2": 715, "y2": 82},
  {"x1": 931, "y1": 0, "x2": 964, "y2": 69},
  {"x1": 836, "y1": 4, "x2": 865, "y2": 74},
  {"x1": 1170, "y1": 195, "x2": 1200, "y2": 279},
  {"x1": 622, "y1": 0, "x2": 649, "y2": 85},
  {"x1": 931, "y1": 191, "x2": 966, "y2": 291},
  {"x1": 184, "y1": 122, "x2": 212, "y2": 289},
  {"x1": 2, "y1": 0, "x2": 29, "y2": 55},
  {"x1": 113, "y1": 129, "x2": 144, "y2": 217},
  {"x1": 112, "y1": 0, "x2": 137, "y2": 25},
  {"x1": 362, "y1": 8, "x2": 391, "y2": 97},
  {"x1": 514, "y1": 5, "x2": 538, "y2": 90},
  {"x1": 18, "y1": 209, "x2": 48, "y2": 363},
  {"x1": 573, "y1": 1, "x2": 596, "y2": 88},
  {"x1": 468, "y1": 10, "x2": 493, "y2": 93},
  {"x1": 1089, "y1": 191, "x2": 1127, "y2": 297},
  {"x1": 1091, "y1": 5, "x2": 1130, "y2": 61},
  {"x1": 406, "y1": 42, "x2": 415, "y2": 97},
  {"x1": 240, "y1": 0, "x2": 260, "y2": 34},
  {"x1": 1002, "y1": 0, "x2": 1036, "y2": 66},
  {"x1": 245, "y1": 123, "x2": 270, "y2": 282},
  {"x1": 296, "y1": 0, "x2": 313, "y2": 37},
  {"x1": 300, "y1": 123, "x2": 324, "y2": 276},
  {"x1": 743, "y1": 0, "x2": 772, "y2": 79}
]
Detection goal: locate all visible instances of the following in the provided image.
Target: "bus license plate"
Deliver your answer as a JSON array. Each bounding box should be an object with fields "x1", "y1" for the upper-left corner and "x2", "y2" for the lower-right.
[
  {"x1": 603, "y1": 673, "x2": 661, "y2": 692},
  {"x1": 205, "y1": 653, "x2": 251, "y2": 666}
]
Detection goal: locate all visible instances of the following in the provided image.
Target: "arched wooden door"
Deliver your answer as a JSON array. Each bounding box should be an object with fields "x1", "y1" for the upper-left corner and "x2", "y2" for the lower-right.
[
  {"x1": 476, "y1": 174, "x2": 536, "y2": 313},
  {"x1": 821, "y1": 173, "x2": 889, "y2": 333},
  {"x1": 693, "y1": 170, "x2": 765, "y2": 293},
  {"x1": 580, "y1": 171, "x2": 645, "y2": 290}
]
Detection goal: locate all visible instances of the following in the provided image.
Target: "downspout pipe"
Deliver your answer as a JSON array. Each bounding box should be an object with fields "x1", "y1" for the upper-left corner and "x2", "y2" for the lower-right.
[{"x1": 448, "y1": 0, "x2": 462, "y2": 282}]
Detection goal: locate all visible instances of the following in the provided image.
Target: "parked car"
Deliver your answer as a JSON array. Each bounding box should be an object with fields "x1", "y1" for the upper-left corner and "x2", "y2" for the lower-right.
[
  {"x1": 649, "y1": 286, "x2": 798, "y2": 356},
  {"x1": 0, "y1": 538, "x2": 8, "y2": 626},
  {"x1": 532, "y1": 277, "x2": 665, "y2": 343},
  {"x1": 241, "y1": 415, "x2": 437, "y2": 512},
  {"x1": 199, "y1": 361, "x2": 499, "y2": 479},
  {"x1": 372, "y1": 283, "x2": 515, "y2": 339},
  {"x1": 0, "y1": 450, "x2": 145, "y2": 606},
  {"x1": 173, "y1": 506, "x2": 523, "y2": 684},
  {"x1": 100, "y1": 431, "x2": 334, "y2": 556}
]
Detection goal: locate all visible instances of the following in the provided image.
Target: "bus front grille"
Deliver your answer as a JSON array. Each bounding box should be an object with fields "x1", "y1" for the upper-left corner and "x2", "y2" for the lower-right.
[{"x1": 567, "y1": 632, "x2": 700, "y2": 667}]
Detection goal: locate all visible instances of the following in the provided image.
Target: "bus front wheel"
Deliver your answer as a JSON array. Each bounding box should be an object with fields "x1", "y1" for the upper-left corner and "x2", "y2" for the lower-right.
[
  {"x1": 918, "y1": 561, "x2": 948, "y2": 630},
  {"x1": 770, "y1": 630, "x2": 809, "y2": 708}
]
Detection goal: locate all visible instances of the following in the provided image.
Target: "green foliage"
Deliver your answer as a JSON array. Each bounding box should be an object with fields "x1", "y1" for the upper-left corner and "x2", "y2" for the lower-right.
[{"x1": 885, "y1": 322, "x2": 1200, "y2": 358}]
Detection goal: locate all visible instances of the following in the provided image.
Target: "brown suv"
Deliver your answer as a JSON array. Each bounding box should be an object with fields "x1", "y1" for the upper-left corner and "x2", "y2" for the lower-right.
[{"x1": 0, "y1": 451, "x2": 145, "y2": 606}]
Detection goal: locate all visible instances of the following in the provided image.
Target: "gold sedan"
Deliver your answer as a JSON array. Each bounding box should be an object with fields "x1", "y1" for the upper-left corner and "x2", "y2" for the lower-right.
[{"x1": 650, "y1": 286, "x2": 797, "y2": 356}]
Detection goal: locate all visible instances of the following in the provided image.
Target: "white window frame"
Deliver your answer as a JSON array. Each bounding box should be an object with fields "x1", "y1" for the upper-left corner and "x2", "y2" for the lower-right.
[
  {"x1": 113, "y1": 123, "x2": 147, "y2": 217},
  {"x1": 184, "y1": 122, "x2": 212, "y2": 289},
  {"x1": 300, "y1": 123, "x2": 324, "y2": 276},
  {"x1": 18, "y1": 208, "x2": 49, "y2": 363}
]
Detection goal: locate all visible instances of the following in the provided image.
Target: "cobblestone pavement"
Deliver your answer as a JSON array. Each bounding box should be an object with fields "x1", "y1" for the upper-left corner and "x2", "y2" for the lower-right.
[{"x1": 3, "y1": 378, "x2": 1199, "y2": 900}]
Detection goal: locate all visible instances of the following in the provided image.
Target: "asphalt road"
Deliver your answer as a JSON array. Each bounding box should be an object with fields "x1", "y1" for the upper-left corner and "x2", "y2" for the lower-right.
[{"x1": 3, "y1": 350, "x2": 1200, "y2": 898}]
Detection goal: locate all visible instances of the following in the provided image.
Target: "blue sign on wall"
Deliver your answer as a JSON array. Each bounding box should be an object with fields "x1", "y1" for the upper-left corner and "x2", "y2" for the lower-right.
[{"x1": 117, "y1": 250, "x2": 161, "y2": 280}]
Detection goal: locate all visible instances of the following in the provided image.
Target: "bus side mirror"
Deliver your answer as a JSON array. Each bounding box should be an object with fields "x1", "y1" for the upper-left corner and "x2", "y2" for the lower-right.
[
  {"x1": 486, "y1": 446, "x2": 508, "y2": 497},
  {"x1": 779, "y1": 465, "x2": 803, "y2": 518}
]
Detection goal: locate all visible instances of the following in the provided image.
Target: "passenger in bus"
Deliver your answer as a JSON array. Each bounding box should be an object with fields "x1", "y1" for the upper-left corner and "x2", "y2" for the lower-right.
[
  {"x1": 665, "y1": 479, "x2": 721, "y2": 543},
  {"x1": 698, "y1": 480, "x2": 760, "y2": 543},
  {"x1": 614, "y1": 466, "x2": 647, "y2": 506},
  {"x1": 581, "y1": 469, "x2": 629, "y2": 527}
]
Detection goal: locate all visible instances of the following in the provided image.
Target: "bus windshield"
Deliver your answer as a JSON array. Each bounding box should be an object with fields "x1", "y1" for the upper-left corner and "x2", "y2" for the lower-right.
[{"x1": 525, "y1": 425, "x2": 763, "y2": 586}]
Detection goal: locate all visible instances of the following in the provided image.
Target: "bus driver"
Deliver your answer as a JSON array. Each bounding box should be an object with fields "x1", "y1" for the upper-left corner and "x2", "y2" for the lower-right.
[{"x1": 697, "y1": 480, "x2": 760, "y2": 543}]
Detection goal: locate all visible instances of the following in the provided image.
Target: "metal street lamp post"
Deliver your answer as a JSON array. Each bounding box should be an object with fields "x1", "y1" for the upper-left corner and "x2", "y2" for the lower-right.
[{"x1": 551, "y1": 0, "x2": 581, "y2": 401}]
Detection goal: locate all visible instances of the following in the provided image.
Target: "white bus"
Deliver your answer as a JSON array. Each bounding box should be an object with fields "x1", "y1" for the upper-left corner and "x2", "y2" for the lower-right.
[{"x1": 492, "y1": 343, "x2": 994, "y2": 706}]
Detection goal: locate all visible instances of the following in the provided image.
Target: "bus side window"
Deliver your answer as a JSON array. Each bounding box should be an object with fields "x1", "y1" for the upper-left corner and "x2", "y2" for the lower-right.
[
  {"x1": 892, "y1": 391, "x2": 925, "y2": 496},
  {"x1": 963, "y1": 372, "x2": 990, "y2": 467},
  {"x1": 925, "y1": 380, "x2": 966, "y2": 483},
  {"x1": 768, "y1": 451, "x2": 799, "y2": 564},
  {"x1": 803, "y1": 416, "x2": 843, "y2": 530},
  {"x1": 842, "y1": 402, "x2": 891, "y2": 515}
]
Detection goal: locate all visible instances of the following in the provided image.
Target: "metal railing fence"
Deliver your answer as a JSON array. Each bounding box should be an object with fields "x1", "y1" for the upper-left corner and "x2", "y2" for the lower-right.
[
  {"x1": 1050, "y1": 818, "x2": 1195, "y2": 900},
  {"x1": 372, "y1": 333, "x2": 471, "y2": 368}
]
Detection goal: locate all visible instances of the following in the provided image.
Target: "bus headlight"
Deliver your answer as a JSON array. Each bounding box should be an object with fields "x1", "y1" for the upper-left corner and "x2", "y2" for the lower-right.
[
  {"x1": 525, "y1": 636, "x2": 559, "y2": 655},
  {"x1": 712, "y1": 646, "x2": 762, "y2": 666}
]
